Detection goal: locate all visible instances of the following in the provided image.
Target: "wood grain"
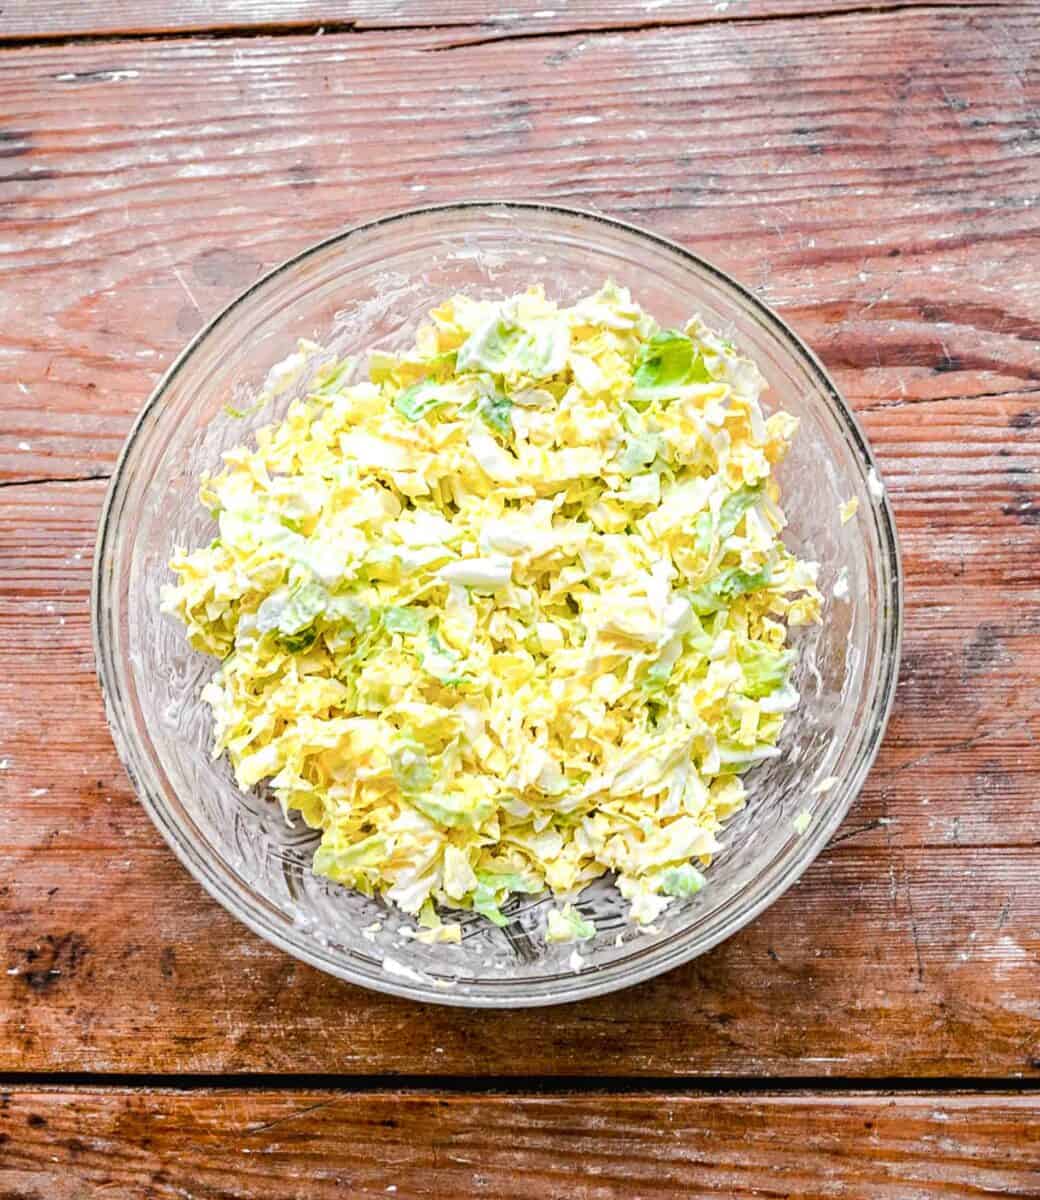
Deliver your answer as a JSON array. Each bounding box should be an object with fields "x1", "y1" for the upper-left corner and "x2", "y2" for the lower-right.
[
  {"x1": 1, "y1": 423, "x2": 1038, "y2": 1076},
  {"x1": 2, "y1": 7, "x2": 1040, "y2": 482},
  {"x1": 1, "y1": 1089, "x2": 1037, "y2": 1199},
  {"x1": 2, "y1": 840, "x2": 1039, "y2": 1076},
  {"x1": 0, "y1": 0, "x2": 1005, "y2": 41}
]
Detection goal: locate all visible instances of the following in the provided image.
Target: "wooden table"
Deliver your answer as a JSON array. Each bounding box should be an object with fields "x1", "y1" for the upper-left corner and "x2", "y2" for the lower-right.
[{"x1": 2, "y1": 2, "x2": 1039, "y2": 1195}]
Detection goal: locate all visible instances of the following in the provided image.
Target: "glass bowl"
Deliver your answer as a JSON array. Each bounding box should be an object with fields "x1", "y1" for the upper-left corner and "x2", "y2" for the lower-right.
[{"x1": 93, "y1": 202, "x2": 902, "y2": 1007}]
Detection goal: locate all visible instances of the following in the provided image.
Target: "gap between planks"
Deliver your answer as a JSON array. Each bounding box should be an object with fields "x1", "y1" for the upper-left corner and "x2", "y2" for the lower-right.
[
  {"x1": 0, "y1": 0, "x2": 1020, "y2": 50},
  {"x1": 1, "y1": 1073, "x2": 1039, "y2": 1094}
]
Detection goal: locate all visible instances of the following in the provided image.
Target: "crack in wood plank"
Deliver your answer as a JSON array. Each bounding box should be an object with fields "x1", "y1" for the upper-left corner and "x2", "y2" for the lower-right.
[
  {"x1": 242, "y1": 1097, "x2": 339, "y2": 1136},
  {"x1": 424, "y1": 1, "x2": 1020, "y2": 52},
  {"x1": 0, "y1": 472, "x2": 112, "y2": 490},
  {"x1": 828, "y1": 818, "x2": 897, "y2": 847},
  {"x1": 860, "y1": 383, "x2": 1040, "y2": 414},
  {"x1": 0, "y1": 0, "x2": 1020, "y2": 49}
]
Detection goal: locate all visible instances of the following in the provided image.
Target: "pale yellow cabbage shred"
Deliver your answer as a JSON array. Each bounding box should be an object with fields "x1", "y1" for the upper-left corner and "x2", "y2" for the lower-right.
[{"x1": 163, "y1": 283, "x2": 822, "y2": 929}]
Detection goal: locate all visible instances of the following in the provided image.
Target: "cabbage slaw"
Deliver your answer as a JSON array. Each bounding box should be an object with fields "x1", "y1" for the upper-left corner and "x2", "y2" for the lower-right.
[{"x1": 163, "y1": 282, "x2": 822, "y2": 935}]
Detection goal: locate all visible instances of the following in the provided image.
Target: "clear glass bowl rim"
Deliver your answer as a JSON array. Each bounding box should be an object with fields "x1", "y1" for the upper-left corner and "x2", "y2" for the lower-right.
[{"x1": 92, "y1": 200, "x2": 903, "y2": 1007}]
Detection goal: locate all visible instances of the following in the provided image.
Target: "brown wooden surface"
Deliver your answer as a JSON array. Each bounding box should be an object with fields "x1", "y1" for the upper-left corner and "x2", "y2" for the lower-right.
[
  {"x1": 4, "y1": 9, "x2": 1040, "y2": 485},
  {"x1": 2, "y1": 1, "x2": 1039, "y2": 1193},
  {"x1": 1, "y1": 1090, "x2": 1038, "y2": 1199}
]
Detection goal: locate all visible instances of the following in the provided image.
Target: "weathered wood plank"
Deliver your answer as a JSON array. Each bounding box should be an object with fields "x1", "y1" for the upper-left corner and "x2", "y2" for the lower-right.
[
  {"x1": 1, "y1": 1090, "x2": 1038, "y2": 1199},
  {"x1": 2, "y1": 840, "x2": 1038, "y2": 1075},
  {"x1": 0, "y1": 0, "x2": 1002, "y2": 41},
  {"x1": 2, "y1": 8, "x2": 1039, "y2": 482}
]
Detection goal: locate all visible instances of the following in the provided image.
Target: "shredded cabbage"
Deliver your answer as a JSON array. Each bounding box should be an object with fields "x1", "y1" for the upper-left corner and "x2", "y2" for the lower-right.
[{"x1": 163, "y1": 282, "x2": 822, "y2": 929}]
